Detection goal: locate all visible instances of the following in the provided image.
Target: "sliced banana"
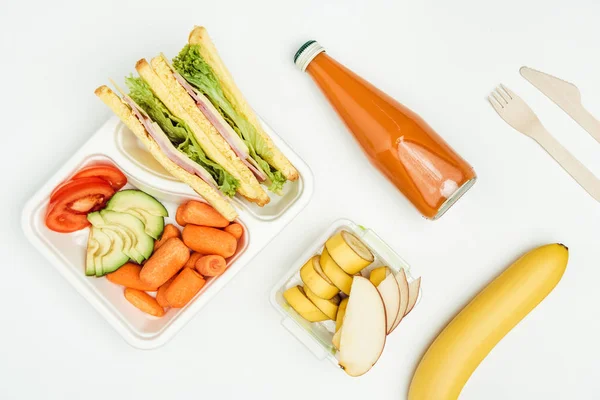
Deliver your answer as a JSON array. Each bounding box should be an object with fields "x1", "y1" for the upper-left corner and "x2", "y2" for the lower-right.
[
  {"x1": 320, "y1": 248, "x2": 353, "y2": 295},
  {"x1": 283, "y1": 286, "x2": 329, "y2": 322},
  {"x1": 325, "y1": 230, "x2": 374, "y2": 275},
  {"x1": 300, "y1": 255, "x2": 340, "y2": 299},
  {"x1": 335, "y1": 297, "x2": 349, "y2": 332},
  {"x1": 305, "y1": 287, "x2": 340, "y2": 320},
  {"x1": 369, "y1": 266, "x2": 392, "y2": 286}
]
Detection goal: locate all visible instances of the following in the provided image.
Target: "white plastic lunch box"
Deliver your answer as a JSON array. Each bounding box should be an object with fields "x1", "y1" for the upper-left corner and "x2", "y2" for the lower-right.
[
  {"x1": 22, "y1": 116, "x2": 313, "y2": 349},
  {"x1": 270, "y1": 219, "x2": 421, "y2": 368}
]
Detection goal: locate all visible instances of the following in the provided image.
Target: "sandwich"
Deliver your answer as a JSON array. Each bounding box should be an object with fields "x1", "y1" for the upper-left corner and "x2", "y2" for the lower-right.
[
  {"x1": 172, "y1": 26, "x2": 299, "y2": 187},
  {"x1": 95, "y1": 26, "x2": 299, "y2": 219},
  {"x1": 134, "y1": 58, "x2": 269, "y2": 206},
  {"x1": 95, "y1": 84, "x2": 238, "y2": 221}
]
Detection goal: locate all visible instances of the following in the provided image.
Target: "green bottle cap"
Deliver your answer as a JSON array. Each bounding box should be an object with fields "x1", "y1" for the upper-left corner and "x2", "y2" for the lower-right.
[{"x1": 294, "y1": 40, "x2": 325, "y2": 72}]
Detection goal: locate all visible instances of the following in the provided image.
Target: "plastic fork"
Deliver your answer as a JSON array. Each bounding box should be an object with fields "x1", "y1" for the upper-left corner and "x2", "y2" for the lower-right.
[{"x1": 489, "y1": 85, "x2": 600, "y2": 202}]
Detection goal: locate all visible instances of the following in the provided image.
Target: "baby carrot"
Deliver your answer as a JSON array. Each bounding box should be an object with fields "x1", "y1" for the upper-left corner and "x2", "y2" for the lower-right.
[
  {"x1": 155, "y1": 276, "x2": 175, "y2": 308},
  {"x1": 224, "y1": 223, "x2": 243, "y2": 240},
  {"x1": 140, "y1": 238, "x2": 190, "y2": 287},
  {"x1": 179, "y1": 201, "x2": 229, "y2": 228},
  {"x1": 195, "y1": 255, "x2": 227, "y2": 277},
  {"x1": 182, "y1": 225, "x2": 237, "y2": 258},
  {"x1": 184, "y1": 252, "x2": 203, "y2": 269},
  {"x1": 154, "y1": 224, "x2": 181, "y2": 251},
  {"x1": 176, "y1": 205, "x2": 186, "y2": 226},
  {"x1": 165, "y1": 268, "x2": 206, "y2": 308},
  {"x1": 124, "y1": 288, "x2": 165, "y2": 317},
  {"x1": 106, "y1": 263, "x2": 158, "y2": 291}
]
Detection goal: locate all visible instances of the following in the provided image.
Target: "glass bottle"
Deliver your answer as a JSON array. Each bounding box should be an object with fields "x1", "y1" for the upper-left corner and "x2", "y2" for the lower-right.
[{"x1": 295, "y1": 41, "x2": 476, "y2": 219}]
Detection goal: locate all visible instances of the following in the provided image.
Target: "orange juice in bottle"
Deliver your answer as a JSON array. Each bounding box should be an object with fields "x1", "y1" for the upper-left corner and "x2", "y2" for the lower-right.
[{"x1": 295, "y1": 41, "x2": 476, "y2": 219}]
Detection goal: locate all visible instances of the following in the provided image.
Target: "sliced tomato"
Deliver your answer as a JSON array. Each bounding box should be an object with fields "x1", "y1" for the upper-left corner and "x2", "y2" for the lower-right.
[
  {"x1": 50, "y1": 177, "x2": 110, "y2": 204},
  {"x1": 71, "y1": 164, "x2": 127, "y2": 191},
  {"x1": 45, "y1": 179, "x2": 115, "y2": 233}
]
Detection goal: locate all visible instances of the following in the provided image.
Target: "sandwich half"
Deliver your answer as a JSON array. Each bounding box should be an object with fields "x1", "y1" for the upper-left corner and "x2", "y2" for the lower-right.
[
  {"x1": 135, "y1": 59, "x2": 270, "y2": 206},
  {"x1": 172, "y1": 26, "x2": 299, "y2": 193},
  {"x1": 149, "y1": 54, "x2": 271, "y2": 205},
  {"x1": 94, "y1": 85, "x2": 238, "y2": 221}
]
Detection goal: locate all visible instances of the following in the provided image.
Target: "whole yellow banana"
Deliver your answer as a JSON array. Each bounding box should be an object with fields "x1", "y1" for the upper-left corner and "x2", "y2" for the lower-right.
[{"x1": 408, "y1": 243, "x2": 568, "y2": 400}]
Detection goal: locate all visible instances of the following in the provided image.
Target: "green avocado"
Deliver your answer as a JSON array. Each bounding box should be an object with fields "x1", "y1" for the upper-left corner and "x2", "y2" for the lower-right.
[
  {"x1": 87, "y1": 228, "x2": 129, "y2": 277},
  {"x1": 100, "y1": 210, "x2": 154, "y2": 260},
  {"x1": 106, "y1": 190, "x2": 168, "y2": 217},
  {"x1": 88, "y1": 212, "x2": 145, "y2": 264},
  {"x1": 122, "y1": 208, "x2": 164, "y2": 240}
]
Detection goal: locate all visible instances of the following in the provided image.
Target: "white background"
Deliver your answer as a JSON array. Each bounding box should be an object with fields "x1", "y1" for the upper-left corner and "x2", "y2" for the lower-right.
[{"x1": 2, "y1": 0, "x2": 600, "y2": 399}]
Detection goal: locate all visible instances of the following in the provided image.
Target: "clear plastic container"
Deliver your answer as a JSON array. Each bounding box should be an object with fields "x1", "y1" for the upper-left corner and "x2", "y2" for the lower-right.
[
  {"x1": 270, "y1": 219, "x2": 421, "y2": 368},
  {"x1": 22, "y1": 116, "x2": 314, "y2": 349}
]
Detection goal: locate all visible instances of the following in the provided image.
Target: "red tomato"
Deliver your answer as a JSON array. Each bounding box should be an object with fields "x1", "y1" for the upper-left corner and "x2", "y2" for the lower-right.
[
  {"x1": 45, "y1": 178, "x2": 115, "y2": 233},
  {"x1": 50, "y1": 176, "x2": 109, "y2": 204},
  {"x1": 71, "y1": 164, "x2": 127, "y2": 190}
]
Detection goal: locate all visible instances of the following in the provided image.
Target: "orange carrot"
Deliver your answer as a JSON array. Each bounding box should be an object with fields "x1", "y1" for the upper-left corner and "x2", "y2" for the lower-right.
[
  {"x1": 106, "y1": 263, "x2": 158, "y2": 291},
  {"x1": 184, "y1": 252, "x2": 203, "y2": 269},
  {"x1": 179, "y1": 201, "x2": 229, "y2": 228},
  {"x1": 124, "y1": 288, "x2": 165, "y2": 317},
  {"x1": 182, "y1": 225, "x2": 237, "y2": 258},
  {"x1": 195, "y1": 255, "x2": 227, "y2": 277},
  {"x1": 140, "y1": 238, "x2": 190, "y2": 287},
  {"x1": 155, "y1": 276, "x2": 175, "y2": 308},
  {"x1": 224, "y1": 223, "x2": 243, "y2": 240},
  {"x1": 165, "y1": 268, "x2": 206, "y2": 308},
  {"x1": 154, "y1": 224, "x2": 181, "y2": 251},
  {"x1": 176, "y1": 204, "x2": 186, "y2": 226}
]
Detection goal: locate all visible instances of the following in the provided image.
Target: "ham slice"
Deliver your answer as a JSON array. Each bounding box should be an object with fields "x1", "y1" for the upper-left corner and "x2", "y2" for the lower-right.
[
  {"x1": 123, "y1": 95, "x2": 222, "y2": 194},
  {"x1": 173, "y1": 72, "x2": 267, "y2": 182}
]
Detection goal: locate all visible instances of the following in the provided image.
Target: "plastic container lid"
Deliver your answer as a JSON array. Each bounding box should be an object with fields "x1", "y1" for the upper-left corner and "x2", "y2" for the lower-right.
[{"x1": 294, "y1": 40, "x2": 325, "y2": 72}]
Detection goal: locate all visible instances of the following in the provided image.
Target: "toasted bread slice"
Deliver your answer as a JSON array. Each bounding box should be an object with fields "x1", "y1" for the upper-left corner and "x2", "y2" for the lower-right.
[
  {"x1": 94, "y1": 85, "x2": 237, "y2": 221},
  {"x1": 188, "y1": 26, "x2": 299, "y2": 181},
  {"x1": 135, "y1": 59, "x2": 268, "y2": 206},
  {"x1": 150, "y1": 54, "x2": 269, "y2": 206}
]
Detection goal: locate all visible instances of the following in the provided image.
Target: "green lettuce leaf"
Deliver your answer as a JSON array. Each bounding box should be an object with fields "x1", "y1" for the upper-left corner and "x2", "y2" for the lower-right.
[
  {"x1": 173, "y1": 45, "x2": 287, "y2": 193},
  {"x1": 125, "y1": 76, "x2": 239, "y2": 197},
  {"x1": 249, "y1": 148, "x2": 286, "y2": 193}
]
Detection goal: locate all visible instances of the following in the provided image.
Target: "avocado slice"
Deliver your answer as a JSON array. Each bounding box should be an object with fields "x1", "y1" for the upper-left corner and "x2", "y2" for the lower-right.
[
  {"x1": 100, "y1": 229, "x2": 132, "y2": 273},
  {"x1": 106, "y1": 190, "x2": 168, "y2": 217},
  {"x1": 103, "y1": 225, "x2": 144, "y2": 264},
  {"x1": 86, "y1": 231, "x2": 99, "y2": 276},
  {"x1": 89, "y1": 228, "x2": 129, "y2": 277},
  {"x1": 100, "y1": 210, "x2": 154, "y2": 260},
  {"x1": 88, "y1": 212, "x2": 145, "y2": 264},
  {"x1": 92, "y1": 229, "x2": 112, "y2": 277},
  {"x1": 102, "y1": 228, "x2": 132, "y2": 261},
  {"x1": 87, "y1": 211, "x2": 105, "y2": 228},
  {"x1": 123, "y1": 209, "x2": 164, "y2": 240}
]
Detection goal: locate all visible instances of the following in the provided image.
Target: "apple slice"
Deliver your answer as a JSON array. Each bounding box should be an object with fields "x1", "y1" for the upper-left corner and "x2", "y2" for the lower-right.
[
  {"x1": 338, "y1": 276, "x2": 386, "y2": 377},
  {"x1": 332, "y1": 328, "x2": 342, "y2": 350},
  {"x1": 389, "y1": 269, "x2": 409, "y2": 333},
  {"x1": 404, "y1": 277, "x2": 421, "y2": 316},
  {"x1": 376, "y1": 273, "x2": 401, "y2": 334}
]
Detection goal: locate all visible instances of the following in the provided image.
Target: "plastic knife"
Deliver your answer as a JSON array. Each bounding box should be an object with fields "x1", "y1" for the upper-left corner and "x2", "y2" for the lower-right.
[{"x1": 520, "y1": 66, "x2": 600, "y2": 144}]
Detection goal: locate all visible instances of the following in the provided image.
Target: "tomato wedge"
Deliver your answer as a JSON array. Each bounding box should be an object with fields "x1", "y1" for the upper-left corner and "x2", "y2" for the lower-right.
[
  {"x1": 71, "y1": 164, "x2": 127, "y2": 191},
  {"x1": 45, "y1": 178, "x2": 115, "y2": 233}
]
